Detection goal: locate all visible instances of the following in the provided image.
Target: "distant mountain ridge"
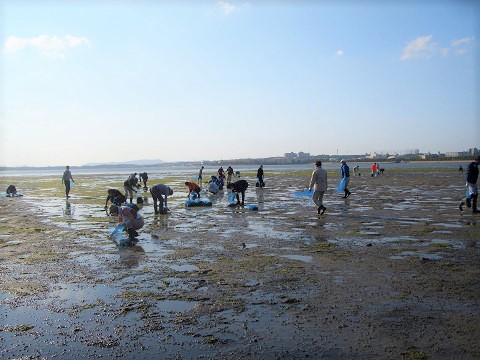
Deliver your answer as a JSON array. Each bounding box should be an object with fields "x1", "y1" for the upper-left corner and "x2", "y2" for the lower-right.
[{"x1": 82, "y1": 159, "x2": 164, "y2": 166}]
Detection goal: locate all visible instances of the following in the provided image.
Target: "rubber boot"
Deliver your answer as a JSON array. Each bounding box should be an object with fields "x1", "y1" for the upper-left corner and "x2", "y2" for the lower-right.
[
  {"x1": 472, "y1": 195, "x2": 479, "y2": 214},
  {"x1": 459, "y1": 200, "x2": 464, "y2": 211}
]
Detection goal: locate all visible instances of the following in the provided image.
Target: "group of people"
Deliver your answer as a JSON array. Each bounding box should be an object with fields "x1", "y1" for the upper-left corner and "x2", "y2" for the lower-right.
[
  {"x1": 53, "y1": 157, "x2": 480, "y2": 241},
  {"x1": 308, "y1": 159, "x2": 352, "y2": 215},
  {"x1": 101, "y1": 167, "x2": 258, "y2": 240}
]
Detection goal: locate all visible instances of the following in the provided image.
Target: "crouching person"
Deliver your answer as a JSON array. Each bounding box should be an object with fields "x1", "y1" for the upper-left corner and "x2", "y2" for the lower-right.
[
  {"x1": 150, "y1": 184, "x2": 174, "y2": 214},
  {"x1": 109, "y1": 204, "x2": 144, "y2": 239}
]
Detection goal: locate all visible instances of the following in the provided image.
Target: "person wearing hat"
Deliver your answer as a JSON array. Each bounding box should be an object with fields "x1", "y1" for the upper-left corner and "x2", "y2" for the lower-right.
[
  {"x1": 308, "y1": 161, "x2": 328, "y2": 215},
  {"x1": 340, "y1": 159, "x2": 351, "y2": 198}
]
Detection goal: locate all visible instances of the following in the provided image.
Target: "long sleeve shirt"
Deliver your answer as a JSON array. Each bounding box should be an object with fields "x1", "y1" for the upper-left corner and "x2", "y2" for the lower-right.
[{"x1": 309, "y1": 167, "x2": 328, "y2": 192}]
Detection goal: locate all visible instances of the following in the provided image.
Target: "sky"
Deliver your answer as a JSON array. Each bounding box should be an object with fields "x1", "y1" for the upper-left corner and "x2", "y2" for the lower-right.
[{"x1": 0, "y1": 0, "x2": 479, "y2": 167}]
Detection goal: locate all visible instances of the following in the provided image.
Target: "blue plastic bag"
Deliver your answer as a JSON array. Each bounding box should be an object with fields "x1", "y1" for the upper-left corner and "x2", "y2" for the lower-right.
[
  {"x1": 336, "y1": 177, "x2": 347, "y2": 192},
  {"x1": 293, "y1": 189, "x2": 313, "y2": 198}
]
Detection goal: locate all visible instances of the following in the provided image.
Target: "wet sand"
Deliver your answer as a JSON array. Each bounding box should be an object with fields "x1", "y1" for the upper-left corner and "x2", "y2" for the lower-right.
[{"x1": 1, "y1": 168, "x2": 479, "y2": 359}]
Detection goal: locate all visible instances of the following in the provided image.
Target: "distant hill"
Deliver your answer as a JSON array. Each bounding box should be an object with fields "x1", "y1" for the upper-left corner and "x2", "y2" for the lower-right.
[{"x1": 82, "y1": 159, "x2": 164, "y2": 166}]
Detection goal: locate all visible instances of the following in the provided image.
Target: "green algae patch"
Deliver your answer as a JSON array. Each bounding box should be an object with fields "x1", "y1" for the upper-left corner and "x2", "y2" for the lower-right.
[
  {"x1": 2, "y1": 324, "x2": 35, "y2": 332},
  {"x1": 305, "y1": 242, "x2": 336, "y2": 253},
  {"x1": 2, "y1": 281, "x2": 49, "y2": 296}
]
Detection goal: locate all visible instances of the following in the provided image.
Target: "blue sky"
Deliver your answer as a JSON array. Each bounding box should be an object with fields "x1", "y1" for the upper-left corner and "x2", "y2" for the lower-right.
[{"x1": 1, "y1": 1, "x2": 478, "y2": 167}]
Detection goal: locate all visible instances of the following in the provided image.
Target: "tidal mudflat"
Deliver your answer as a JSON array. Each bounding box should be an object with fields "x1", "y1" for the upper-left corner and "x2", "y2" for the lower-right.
[{"x1": 1, "y1": 168, "x2": 479, "y2": 359}]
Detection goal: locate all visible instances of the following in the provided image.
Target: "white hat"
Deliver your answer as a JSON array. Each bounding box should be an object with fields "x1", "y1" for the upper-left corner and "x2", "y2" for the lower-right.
[{"x1": 340, "y1": 159, "x2": 345, "y2": 163}]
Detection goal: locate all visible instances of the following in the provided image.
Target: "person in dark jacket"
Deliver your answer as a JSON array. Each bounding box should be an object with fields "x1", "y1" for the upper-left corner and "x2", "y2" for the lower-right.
[
  {"x1": 6, "y1": 185, "x2": 17, "y2": 196},
  {"x1": 256, "y1": 165, "x2": 265, "y2": 188},
  {"x1": 459, "y1": 156, "x2": 480, "y2": 213},
  {"x1": 227, "y1": 179, "x2": 249, "y2": 206},
  {"x1": 140, "y1": 172, "x2": 149, "y2": 189},
  {"x1": 150, "y1": 184, "x2": 173, "y2": 214},
  {"x1": 105, "y1": 189, "x2": 126, "y2": 209}
]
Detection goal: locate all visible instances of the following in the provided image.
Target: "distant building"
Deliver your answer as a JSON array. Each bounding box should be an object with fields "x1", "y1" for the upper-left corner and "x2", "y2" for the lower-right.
[
  {"x1": 298, "y1": 152, "x2": 310, "y2": 158},
  {"x1": 284, "y1": 152, "x2": 296, "y2": 160},
  {"x1": 446, "y1": 151, "x2": 469, "y2": 158}
]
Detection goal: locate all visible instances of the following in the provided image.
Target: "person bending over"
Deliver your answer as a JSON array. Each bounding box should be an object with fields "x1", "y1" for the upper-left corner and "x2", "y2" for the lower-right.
[
  {"x1": 105, "y1": 189, "x2": 127, "y2": 209},
  {"x1": 185, "y1": 181, "x2": 201, "y2": 199},
  {"x1": 227, "y1": 179, "x2": 249, "y2": 206},
  {"x1": 150, "y1": 184, "x2": 174, "y2": 214}
]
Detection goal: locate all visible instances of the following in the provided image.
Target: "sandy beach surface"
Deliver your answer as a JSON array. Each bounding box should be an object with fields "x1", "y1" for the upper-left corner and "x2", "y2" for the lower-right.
[{"x1": 1, "y1": 167, "x2": 479, "y2": 359}]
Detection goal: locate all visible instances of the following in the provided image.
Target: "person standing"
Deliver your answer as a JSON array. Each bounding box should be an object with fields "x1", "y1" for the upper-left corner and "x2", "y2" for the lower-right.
[
  {"x1": 217, "y1": 167, "x2": 225, "y2": 180},
  {"x1": 226, "y1": 166, "x2": 234, "y2": 185},
  {"x1": 340, "y1": 159, "x2": 351, "y2": 198},
  {"x1": 227, "y1": 179, "x2": 249, "y2": 206},
  {"x1": 140, "y1": 172, "x2": 149, "y2": 189},
  {"x1": 198, "y1": 166, "x2": 204, "y2": 186},
  {"x1": 62, "y1": 166, "x2": 74, "y2": 198},
  {"x1": 124, "y1": 174, "x2": 138, "y2": 204},
  {"x1": 256, "y1": 165, "x2": 265, "y2": 188},
  {"x1": 150, "y1": 184, "x2": 174, "y2": 214},
  {"x1": 309, "y1": 161, "x2": 328, "y2": 214},
  {"x1": 459, "y1": 156, "x2": 480, "y2": 213}
]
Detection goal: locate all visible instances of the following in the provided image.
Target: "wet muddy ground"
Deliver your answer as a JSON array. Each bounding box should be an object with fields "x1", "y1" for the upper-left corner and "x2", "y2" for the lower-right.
[{"x1": 1, "y1": 168, "x2": 479, "y2": 359}]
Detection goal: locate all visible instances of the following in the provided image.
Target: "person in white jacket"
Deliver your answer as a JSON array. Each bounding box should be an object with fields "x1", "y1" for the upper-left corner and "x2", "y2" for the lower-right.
[{"x1": 309, "y1": 160, "x2": 328, "y2": 215}]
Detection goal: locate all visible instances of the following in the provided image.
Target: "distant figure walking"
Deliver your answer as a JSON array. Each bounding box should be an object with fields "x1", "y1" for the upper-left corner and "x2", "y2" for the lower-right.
[
  {"x1": 459, "y1": 156, "x2": 480, "y2": 213},
  {"x1": 62, "y1": 166, "x2": 74, "y2": 198},
  {"x1": 309, "y1": 161, "x2": 327, "y2": 215},
  {"x1": 227, "y1": 179, "x2": 249, "y2": 206},
  {"x1": 150, "y1": 184, "x2": 174, "y2": 214},
  {"x1": 256, "y1": 165, "x2": 265, "y2": 188},
  {"x1": 458, "y1": 166, "x2": 464, "y2": 172},
  {"x1": 340, "y1": 159, "x2": 351, "y2": 198},
  {"x1": 371, "y1": 163, "x2": 378, "y2": 177}
]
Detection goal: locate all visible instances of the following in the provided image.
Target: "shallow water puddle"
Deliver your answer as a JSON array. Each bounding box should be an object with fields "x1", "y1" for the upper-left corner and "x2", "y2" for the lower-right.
[
  {"x1": 389, "y1": 251, "x2": 443, "y2": 260},
  {"x1": 169, "y1": 264, "x2": 199, "y2": 272},
  {"x1": 280, "y1": 254, "x2": 313, "y2": 263}
]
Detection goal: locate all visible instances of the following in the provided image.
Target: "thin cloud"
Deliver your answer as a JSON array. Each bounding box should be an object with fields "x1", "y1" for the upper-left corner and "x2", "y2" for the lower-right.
[
  {"x1": 218, "y1": 0, "x2": 236, "y2": 15},
  {"x1": 451, "y1": 36, "x2": 474, "y2": 56},
  {"x1": 335, "y1": 49, "x2": 344, "y2": 57},
  {"x1": 400, "y1": 35, "x2": 436, "y2": 61},
  {"x1": 451, "y1": 37, "x2": 473, "y2": 47},
  {"x1": 3, "y1": 35, "x2": 90, "y2": 58}
]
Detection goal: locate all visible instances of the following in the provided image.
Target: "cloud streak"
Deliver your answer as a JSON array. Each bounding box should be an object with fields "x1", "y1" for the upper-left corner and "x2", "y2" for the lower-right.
[
  {"x1": 401, "y1": 35, "x2": 475, "y2": 61},
  {"x1": 400, "y1": 35, "x2": 435, "y2": 61},
  {"x1": 218, "y1": 0, "x2": 236, "y2": 15},
  {"x1": 3, "y1": 35, "x2": 90, "y2": 58}
]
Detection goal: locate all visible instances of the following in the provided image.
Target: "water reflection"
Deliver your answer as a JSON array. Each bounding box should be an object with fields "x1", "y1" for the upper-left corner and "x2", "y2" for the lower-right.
[{"x1": 118, "y1": 245, "x2": 145, "y2": 268}]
